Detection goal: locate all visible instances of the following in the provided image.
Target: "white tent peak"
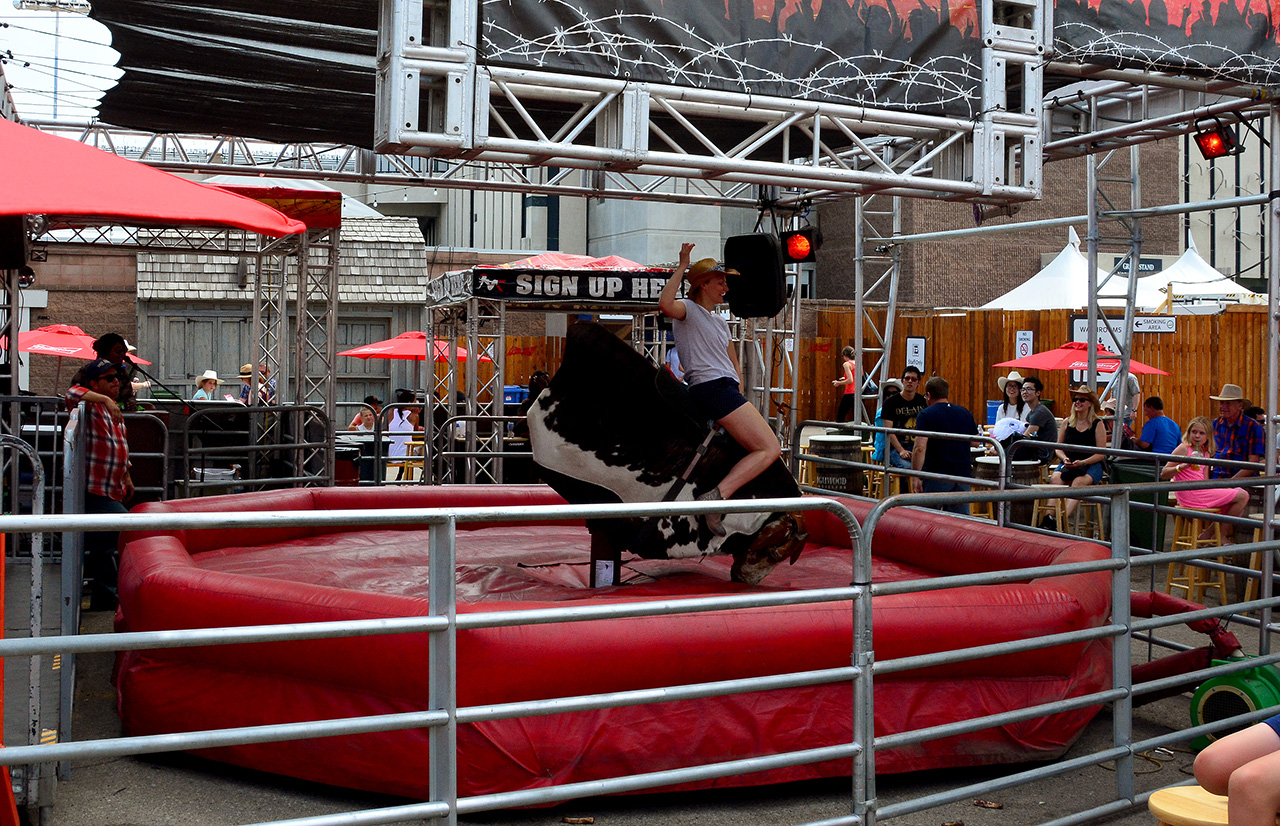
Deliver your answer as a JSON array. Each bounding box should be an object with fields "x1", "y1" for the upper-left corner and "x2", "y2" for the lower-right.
[{"x1": 979, "y1": 231, "x2": 1127, "y2": 311}]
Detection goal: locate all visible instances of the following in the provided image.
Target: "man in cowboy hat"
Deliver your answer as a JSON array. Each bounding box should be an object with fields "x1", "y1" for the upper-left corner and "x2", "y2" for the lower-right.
[{"x1": 1210, "y1": 383, "x2": 1264, "y2": 479}]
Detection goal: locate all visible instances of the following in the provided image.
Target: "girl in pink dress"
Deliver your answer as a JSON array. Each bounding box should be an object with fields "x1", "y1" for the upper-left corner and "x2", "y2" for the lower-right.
[{"x1": 1160, "y1": 416, "x2": 1249, "y2": 543}]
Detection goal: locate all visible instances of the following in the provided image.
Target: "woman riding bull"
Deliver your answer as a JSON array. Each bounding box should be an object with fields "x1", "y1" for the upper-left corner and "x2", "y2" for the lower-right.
[{"x1": 658, "y1": 242, "x2": 781, "y2": 536}]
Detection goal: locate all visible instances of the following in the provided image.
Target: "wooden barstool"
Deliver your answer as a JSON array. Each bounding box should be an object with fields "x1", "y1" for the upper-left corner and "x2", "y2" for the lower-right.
[
  {"x1": 1031, "y1": 485, "x2": 1066, "y2": 531},
  {"x1": 1167, "y1": 504, "x2": 1227, "y2": 604},
  {"x1": 970, "y1": 498, "x2": 995, "y2": 520},
  {"x1": 1149, "y1": 783, "x2": 1280, "y2": 826},
  {"x1": 1070, "y1": 499, "x2": 1107, "y2": 541},
  {"x1": 1244, "y1": 513, "x2": 1276, "y2": 603}
]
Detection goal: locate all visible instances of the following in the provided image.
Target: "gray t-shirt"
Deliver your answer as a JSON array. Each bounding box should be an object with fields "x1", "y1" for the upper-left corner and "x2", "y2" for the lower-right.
[
  {"x1": 1021, "y1": 404, "x2": 1057, "y2": 461},
  {"x1": 672, "y1": 299, "x2": 737, "y2": 386}
]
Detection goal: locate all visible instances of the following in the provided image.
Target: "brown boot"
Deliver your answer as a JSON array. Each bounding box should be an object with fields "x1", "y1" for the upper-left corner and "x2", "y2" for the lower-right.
[{"x1": 697, "y1": 487, "x2": 726, "y2": 537}]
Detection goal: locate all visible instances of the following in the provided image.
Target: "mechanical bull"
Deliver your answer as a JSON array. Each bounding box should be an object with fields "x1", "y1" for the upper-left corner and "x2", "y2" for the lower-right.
[{"x1": 527, "y1": 322, "x2": 807, "y2": 585}]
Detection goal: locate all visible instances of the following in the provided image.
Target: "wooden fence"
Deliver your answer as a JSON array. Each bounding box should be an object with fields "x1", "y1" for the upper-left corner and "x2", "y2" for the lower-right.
[
  {"x1": 813, "y1": 305, "x2": 1271, "y2": 429},
  {"x1": 472, "y1": 306, "x2": 1270, "y2": 431}
]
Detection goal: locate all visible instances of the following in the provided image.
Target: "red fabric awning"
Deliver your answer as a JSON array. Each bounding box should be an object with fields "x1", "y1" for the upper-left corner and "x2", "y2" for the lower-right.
[{"x1": 0, "y1": 119, "x2": 305, "y2": 237}]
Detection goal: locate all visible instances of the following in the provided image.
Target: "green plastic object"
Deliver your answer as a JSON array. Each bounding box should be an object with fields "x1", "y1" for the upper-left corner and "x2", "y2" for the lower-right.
[{"x1": 1190, "y1": 658, "x2": 1280, "y2": 750}]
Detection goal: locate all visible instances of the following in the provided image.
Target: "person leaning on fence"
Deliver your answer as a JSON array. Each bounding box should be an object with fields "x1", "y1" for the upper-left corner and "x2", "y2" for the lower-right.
[
  {"x1": 66, "y1": 357, "x2": 134, "y2": 611},
  {"x1": 68, "y1": 332, "x2": 140, "y2": 412},
  {"x1": 1047, "y1": 385, "x2": 1107, "y2": 528},
  {"x1": 1194, "y1": 710, "x2": 1280, "y2": 826},
  {"x1": 1160, "y1": 415, "x2": 1249, "y2": 544},
  {"x1": 910, "y1": 376, "x2": 979, "y2": 516},
  {"x1": 1210, "y1": 383, "x2": 1265, "y2": 480}
]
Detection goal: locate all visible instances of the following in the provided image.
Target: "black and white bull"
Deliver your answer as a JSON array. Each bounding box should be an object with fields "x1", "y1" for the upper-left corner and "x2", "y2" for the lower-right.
[{"x1": 527, "y1": 322, "x2": 807, "y2": 585}]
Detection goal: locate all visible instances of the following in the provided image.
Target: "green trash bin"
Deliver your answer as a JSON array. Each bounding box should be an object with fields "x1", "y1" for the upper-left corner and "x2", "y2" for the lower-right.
[{"x1": 1111, "y1": 458, "x2": 1168, "y2": 551}]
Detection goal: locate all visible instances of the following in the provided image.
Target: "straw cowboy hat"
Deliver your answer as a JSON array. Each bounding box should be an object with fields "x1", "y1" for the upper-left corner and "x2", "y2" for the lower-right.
[
  {"x1": 196, "y1": 369, "x2": 221, "y2": 386},
  {"x1": 1068, "y1": 385, "x2": 1102, "y2": 415},
  {"x1": 686, "y1": 258, "x2": 736, "y2": 292},
  {"x1": 1210, "y1": 383, "x2": 1246, "y2": 402},
  {"x1": 882, "y1": 378, "x2": 904, "y2": 393},
  {"x1": 238, "y1": 363, "x2": 255, "y2": 379},
  {"x1": 996, "y1": 370, "x2": 1025, "y2": 394}
]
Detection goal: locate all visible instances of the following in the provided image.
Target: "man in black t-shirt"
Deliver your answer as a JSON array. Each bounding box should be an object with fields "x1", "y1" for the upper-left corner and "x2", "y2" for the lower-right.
[
  {"x1": 881, "y1": 366, "x2": 927, "y2": 468},
  {"x1": 911, "y1": 376, "x2": 979, "y2": 515}
]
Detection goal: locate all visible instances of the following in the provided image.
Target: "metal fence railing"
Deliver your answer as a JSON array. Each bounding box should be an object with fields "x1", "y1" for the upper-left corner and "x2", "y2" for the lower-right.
[{"x1": 1, "y1": 481, "x2": 1278, "y2": 825}]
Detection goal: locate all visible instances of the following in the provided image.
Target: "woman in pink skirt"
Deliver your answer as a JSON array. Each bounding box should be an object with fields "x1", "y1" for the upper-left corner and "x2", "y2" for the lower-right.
[{"x1": 1160, "y1": 416, "x2": 1249, "y2": 543}]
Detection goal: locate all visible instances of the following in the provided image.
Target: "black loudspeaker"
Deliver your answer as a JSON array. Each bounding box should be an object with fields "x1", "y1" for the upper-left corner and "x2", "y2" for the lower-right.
[
  {"x1": 723, "y1": 233, "x2": 786, "y2": 318},
  {"x1": 0, "y1": 216, "x2": 28, "y2": 270}
]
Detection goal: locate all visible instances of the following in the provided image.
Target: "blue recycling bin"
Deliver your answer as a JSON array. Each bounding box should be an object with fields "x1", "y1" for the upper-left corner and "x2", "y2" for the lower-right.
[{"x1": 986, "y1": 400, "x2": 1002, "y2": 425}]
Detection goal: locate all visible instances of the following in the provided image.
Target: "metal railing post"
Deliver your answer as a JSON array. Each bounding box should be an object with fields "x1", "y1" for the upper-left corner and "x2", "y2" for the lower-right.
[
  {"x1": 1109, "y1": 488, "x2": 1134, "y2": 804},
  {"x1": 429, "y1": 516, "x2": 458, "y2": 826}
]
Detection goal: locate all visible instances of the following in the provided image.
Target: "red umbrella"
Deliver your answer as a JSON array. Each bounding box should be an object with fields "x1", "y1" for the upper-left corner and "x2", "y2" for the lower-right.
[
  {"x1": 993, "y1": 341, "x2": 1169, "y2": 375},
  {"x1": 1, "y1": 324, "x2": 152, "y2": 387},
  {"x1": 0, "y1": 118, "x2": 305, "y2": 237},
  {"x1": 337, "y1": 331, "x2": 491, "y2": 362}
]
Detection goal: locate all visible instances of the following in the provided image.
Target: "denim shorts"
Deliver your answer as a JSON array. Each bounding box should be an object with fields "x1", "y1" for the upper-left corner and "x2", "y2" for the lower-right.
[
  {"x1": 688, "y1": 377, "x2": 749, "y2": 422},
  {"x1": 1054, "y1": 461, "x2": 1104, "y2": 483}
]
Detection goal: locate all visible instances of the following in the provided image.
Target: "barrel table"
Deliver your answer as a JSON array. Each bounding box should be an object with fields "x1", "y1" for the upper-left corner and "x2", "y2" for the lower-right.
[{"x1": 808, "y1": 434, "x2": 864, "y2": 495}]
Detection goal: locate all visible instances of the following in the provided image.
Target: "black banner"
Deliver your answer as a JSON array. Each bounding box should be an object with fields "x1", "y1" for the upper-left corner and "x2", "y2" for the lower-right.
[
  {"x1": 472, "y1": 267, "x2": 673, "y2": 304},
  {"x1": 481, "y1": 0, "x2": 983, "y2": 117},
  {"x1": 1054, "y1": 0, "x2": 1280, "y2": 85}
]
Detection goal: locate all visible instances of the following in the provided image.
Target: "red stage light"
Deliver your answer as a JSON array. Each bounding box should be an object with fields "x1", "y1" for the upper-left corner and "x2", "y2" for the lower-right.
[
  {"x1": 1193, "y1": 125, "x2": 1240, "y2": 160},
  {"x1": 780, "y1": 227, "x2": 822, "y2": 263}
]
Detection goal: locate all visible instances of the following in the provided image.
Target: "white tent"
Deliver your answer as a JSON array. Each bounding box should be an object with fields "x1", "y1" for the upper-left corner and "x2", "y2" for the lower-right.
[
  {"x1": 980, "y1": 229, "x2": 1133, "y2": 310},
  {"x1": 1137, "y1": 239, "x2": 1263, "y2": 304}
]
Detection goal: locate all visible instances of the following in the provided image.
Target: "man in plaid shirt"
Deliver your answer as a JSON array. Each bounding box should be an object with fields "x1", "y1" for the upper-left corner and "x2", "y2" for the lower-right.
[
  {"x1": 1210, "y1": 383, "x2": 1265, "y2": 480},
  {"x1": 67, "y1": 358, "x2": 133, "y2": 610}
]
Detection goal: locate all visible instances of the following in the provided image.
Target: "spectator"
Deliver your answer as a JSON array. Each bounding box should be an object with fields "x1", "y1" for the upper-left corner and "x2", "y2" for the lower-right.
[
  {"x1": 994, "y1": 370, "x2": 1027, "y2": 421},
  {"x1": 66, "y1": 357, "x2": 133, "y2": 611},
  {"x1": 386, "y1": 388, "x2": 421, "y2": 458},
  {"x1": 1133, "y1": 396, "x2": 1181, "y2": 454},
  {"x1": 832, "y1": 345, "x2": 862, "y2": 423},
  {"x1": 1244, "y1": 405, "x2": 1267, "y2": 426},
  {"x1": 910, "y1": 376, "x2": 978, "y2": 516},
  {"x1": 349, "y1": 396, "x2": 383, "y2": 431},
  {"x1": 882, "y1": 366, "x2": 927, "y2": 469},
  {"x1": 871, "y1": 379, "x2": 903, "y2": 464},
  {"x1": 1210, "y1": 383, "x2": 1265, "y2": 480},
  {"x1": 191, "y1": 370, "x2": 221, "y2": 401},
  {"x1": 67, "y1": 332, "x2": 141, "y2": 412},
  {"x1": 513, "y1": 371, "x2": 551, "y2": 439},
  {"x1": 1193, "y1": 694, "x2": 1280, "y2": 826},
  {"x1": 237, "y1": 363, "x2": 276, "y2": 406},
  {"x1": 1048, "y1": 385, "x2": 1108, "y2": 528},
  {"x1": 1014, "y1": 376, "x2": 1057, "y2": 464},
  {"x1": 665, "y1": 345, "x2": 685, "y2": 381},
  {"x1": 1160, "y1": 416, "x2": 1249, "y2": 543}
]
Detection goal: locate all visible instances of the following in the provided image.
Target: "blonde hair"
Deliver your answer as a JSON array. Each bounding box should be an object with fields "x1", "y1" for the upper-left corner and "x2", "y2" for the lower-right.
[
  {"x1": 1183, "y1": 416, "x2": 1216, "y2": 455},
  {"x1": 1066, "y1": 398, "x2": 1100, "y2": 428}
]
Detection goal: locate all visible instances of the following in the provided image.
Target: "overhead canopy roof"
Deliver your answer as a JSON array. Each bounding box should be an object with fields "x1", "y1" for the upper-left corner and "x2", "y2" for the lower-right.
[
  {"x1": 90, "y1": 0, "x2": 378, "y2": 147},
  {"x1": 0, "y1": 117, "x2": 305, "y2": 235}
]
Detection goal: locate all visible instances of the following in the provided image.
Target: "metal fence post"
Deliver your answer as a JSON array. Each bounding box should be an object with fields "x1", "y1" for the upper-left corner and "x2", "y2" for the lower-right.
[
  {"x1": 1109, "y1": 488, "x2": 1134, "y2": 804},
  {"x1": 429, "y1": 516, "x2": 458, "y2": 826},
  {"x1": 853, "y1": 514, "x2": 875, "y2": 826}
]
